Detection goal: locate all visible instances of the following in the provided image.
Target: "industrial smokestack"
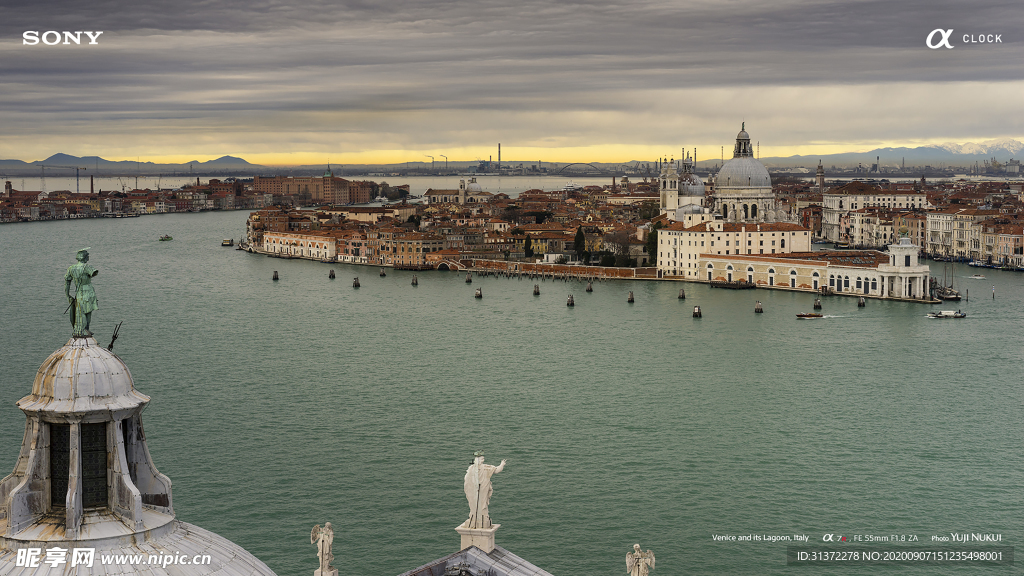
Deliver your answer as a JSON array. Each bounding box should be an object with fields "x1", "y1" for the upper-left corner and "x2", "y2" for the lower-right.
[{"x1": 498, "y1": 143, "x2": 501, "y2": 171}]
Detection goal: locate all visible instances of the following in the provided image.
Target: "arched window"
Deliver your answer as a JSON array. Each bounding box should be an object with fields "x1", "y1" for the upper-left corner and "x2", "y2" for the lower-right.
[
  {"x1": 722, "y1": 205, "x2": 728, "y2": 218},
  {"x1": 856, "y1": 277, "x2": 862, "y2": 289},
  {"x1": 871, "y1": 278, "x2": 877, "y2": 291},
  {"x1": 844, "y1": 276, "x2": 850, "y2": 289},
  {"x1": 790, "y1": 269, "x2": 797, "y2": 288},
  {"x1": 747, "y1": 266, "x2": 754, "y2": 283},
  {"x1": 743, "y1": 204, "x2": 749, "y2": 219},
  {"x1": 751, "y1": 204, "x2": 758, "y2": 218},
  {"x1": 768, "y1": 268, "x2": 775, "y2": 286},
  {"x1": 829, "y1": 274, "x2": 835, "y2": 287}
]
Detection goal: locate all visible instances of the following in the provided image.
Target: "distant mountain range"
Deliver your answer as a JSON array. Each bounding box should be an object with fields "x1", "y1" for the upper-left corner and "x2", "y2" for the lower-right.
[
  {"x1": 0, "y1": 154, "x2": 262, "y2": 176},
  {"x1": 1, "y1": 141, "x2": 1021, "y2": 177},
  {"x1": 750, "y1": 138, "x2": 1024, "y2": 170}
]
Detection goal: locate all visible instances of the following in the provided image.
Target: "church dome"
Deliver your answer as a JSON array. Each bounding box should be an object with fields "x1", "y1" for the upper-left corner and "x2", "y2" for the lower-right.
[
  {"x1": 17, "y1": 337, "x2": 150, "y2": 415},
  {"x1": 716, "y1": 156, "x2": 771, "y2": 189},
  {"x1": 678, "y1": 172, "x2": 704, "y2": 197},
  {"x1": 466, "y1": 181, "x2": 483, "y2": 193}
]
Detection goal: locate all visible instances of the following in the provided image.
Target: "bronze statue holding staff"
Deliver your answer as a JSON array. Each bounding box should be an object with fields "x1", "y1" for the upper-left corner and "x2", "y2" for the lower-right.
[{"x1": 65, "y1": 248, "x2": 99, "y2": 337}]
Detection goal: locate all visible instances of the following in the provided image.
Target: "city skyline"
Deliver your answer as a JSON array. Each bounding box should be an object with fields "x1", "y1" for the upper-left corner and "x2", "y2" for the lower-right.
[{"x1": 1, "y1": 0, "x2": 1021, "y2": 166}]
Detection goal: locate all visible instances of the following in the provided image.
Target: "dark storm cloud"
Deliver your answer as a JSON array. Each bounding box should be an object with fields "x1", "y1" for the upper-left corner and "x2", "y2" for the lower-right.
[{"x1": 2, "y1": 0, "x2": 1022, "y2": 158}]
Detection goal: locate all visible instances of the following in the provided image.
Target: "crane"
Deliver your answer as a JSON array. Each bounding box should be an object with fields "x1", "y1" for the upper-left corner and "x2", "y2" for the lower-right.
[{"x1": 40, "y1": 165, "x2": 88, "y2": 194}]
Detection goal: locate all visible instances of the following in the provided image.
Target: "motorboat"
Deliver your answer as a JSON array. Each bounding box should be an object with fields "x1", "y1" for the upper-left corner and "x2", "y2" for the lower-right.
[
  {"x1": 159, "y1": 235, "x2": 173, "y2": 241},
  {"x1": 928, "y1": 310, "x2": 966, "y2": 319},
  {"x1": 968, "y1": 274, "x2": 985, "y2": 279},
  {"x1": 222, "y1": 239, "x2": 234, "y2": 246},
  {"x1": 796, "y1": 313, "x2": 824, "y2": 319}
]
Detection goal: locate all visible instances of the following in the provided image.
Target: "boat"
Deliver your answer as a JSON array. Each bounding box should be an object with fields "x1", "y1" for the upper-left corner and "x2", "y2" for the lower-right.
[
  {"x1": 159, "y1": 235, "x2": 173, "y2": 241},
  {"x1": 968, "y1": 274, "x2": 986, "y2": 279},
  {"x1": 928, "y1": 310, "x2": 966, "y2": 319},
  {"x1": 796, "y1": 313, "x2": 824, "y2": 319},
  {"x1": 222, "y1": 239, "x2": 234, "y2": 246}
]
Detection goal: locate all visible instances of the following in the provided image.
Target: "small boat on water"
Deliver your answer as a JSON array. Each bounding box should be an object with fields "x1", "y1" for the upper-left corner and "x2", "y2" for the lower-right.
[
  {"x1": 968, "y1": 274, "x2": 986, "y2": 279},
  {"x1": 221, "y1": 239, "x2": 234, "y2": 246},
  {"x1": 928, "y1": 310, "x2": 966, "y2": 319},
  {"x1": 796, "y1": 313, "x2": 824, "y2": 319},
  {"x1": 159, "y1": 235, "x2": 173, "y2": 241}
]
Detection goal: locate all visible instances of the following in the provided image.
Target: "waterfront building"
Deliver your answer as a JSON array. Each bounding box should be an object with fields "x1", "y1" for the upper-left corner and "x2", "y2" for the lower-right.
[
  {"x1": 253, "y1": 173, "x2": 353, "y2": 205},
  {"x1": 263, "y1": 230, "x2": 339, "y2": 260},
  {"x1": 821, "y1": 182, "x2": 929, "y2": 242},
  {"x1": 699, "y1": 234, "x2": 930, "y2": 299},
  {"x1": 0, "y1": 335, "x2": 276, "y2": 576},
  {"x1": 657, "y1": 220, "x2": 811, "y2": 278},
  {"x1": 925, "y1": 206, "x2": 1000, "y2": 258},
  {"x1": 392, "y1": 232, "x2": 446, "y2": 269}
]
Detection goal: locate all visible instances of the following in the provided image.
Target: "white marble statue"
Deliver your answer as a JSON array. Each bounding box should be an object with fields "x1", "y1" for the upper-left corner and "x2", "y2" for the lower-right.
[
  {"x1": 310, "y1": 522, "x2": 335, "y2": 575},
  {"x1": 463, "y1": 451, "x2": 506, "y2": 529},
  {"x1": 626, "y1": 543, "x2": 655, "y2": 576}
]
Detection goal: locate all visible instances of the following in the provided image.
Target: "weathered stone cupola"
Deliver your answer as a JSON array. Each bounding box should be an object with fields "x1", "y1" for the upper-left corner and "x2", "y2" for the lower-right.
[{"x1": 1, "y1": 336, "x2": 173, "y2": 540}]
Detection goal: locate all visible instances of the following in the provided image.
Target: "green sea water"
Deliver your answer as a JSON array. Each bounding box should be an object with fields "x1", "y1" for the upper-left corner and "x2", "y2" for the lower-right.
[{"x1": 1, "y1": 211, "x2": 1021, "y2": 575}]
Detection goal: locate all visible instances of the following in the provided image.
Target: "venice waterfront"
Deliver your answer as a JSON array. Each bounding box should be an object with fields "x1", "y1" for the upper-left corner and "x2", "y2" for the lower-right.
[{"x1": 1, "y1": 210, "x2": 1021, "y2": 575}]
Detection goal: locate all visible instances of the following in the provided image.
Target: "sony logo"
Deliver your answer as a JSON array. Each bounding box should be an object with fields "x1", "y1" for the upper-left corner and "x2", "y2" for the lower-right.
[{"x1": 23, "y1": 31, "x2": 104, "y2": 45}]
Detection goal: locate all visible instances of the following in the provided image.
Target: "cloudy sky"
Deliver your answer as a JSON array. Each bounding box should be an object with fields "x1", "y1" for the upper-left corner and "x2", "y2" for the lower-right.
[{"x1": 1, "y1": 0, "x2": 1021, "y2": 165}]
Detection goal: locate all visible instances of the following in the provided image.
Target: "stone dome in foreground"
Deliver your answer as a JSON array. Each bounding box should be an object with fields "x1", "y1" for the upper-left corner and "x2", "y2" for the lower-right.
[{"x1": 0, "y1": 337, "x2": 278, "y2": 576}]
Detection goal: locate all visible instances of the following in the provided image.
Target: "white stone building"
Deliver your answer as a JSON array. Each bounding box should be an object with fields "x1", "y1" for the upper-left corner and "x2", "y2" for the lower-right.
[{"x1": 657, "y1": 220, "x2": 812, "y2": 278}]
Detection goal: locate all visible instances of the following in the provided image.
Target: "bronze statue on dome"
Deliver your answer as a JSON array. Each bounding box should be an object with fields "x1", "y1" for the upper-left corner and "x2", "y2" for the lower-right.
[{"x1": 65, "y1": 248, "x2": 98, "y2": 337}]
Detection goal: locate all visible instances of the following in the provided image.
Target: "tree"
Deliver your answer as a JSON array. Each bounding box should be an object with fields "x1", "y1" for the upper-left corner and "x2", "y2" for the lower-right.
[
  {"x1": 603, "y1": 230, "x2": 633, "y2": 267},
  {"x1": 524, "y1": 236, "x2": 534, "y2": 258},
  {"x1": 574, "y1": 226, "x2": 585, "y2": 256},
  {"x1": 638, "y1": 201, "x2": 659, "y2": 220}
]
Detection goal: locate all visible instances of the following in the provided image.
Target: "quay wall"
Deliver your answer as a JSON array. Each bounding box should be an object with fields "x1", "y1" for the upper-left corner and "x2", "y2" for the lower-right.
[{"x1": 465, "y1": 259, "x2": 659, "y2": 280}]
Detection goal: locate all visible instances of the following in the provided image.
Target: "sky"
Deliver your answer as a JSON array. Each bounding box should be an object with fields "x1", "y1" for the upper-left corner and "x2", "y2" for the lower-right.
[{"x1": 1, "y1": 0, "x2": 1022, "y2": 166}]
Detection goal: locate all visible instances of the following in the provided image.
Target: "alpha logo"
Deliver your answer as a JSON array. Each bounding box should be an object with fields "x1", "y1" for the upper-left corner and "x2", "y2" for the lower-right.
[
  {"x1": 23, "y1": 31, "x2": 103, "y2": 45},
  {"x1": 926, "y1": 28, "x2": 954, "y2": 49}
]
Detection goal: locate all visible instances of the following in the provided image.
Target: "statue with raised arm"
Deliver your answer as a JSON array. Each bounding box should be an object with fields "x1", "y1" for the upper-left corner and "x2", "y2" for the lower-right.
[
  {"x1": 65, "y1": 248, "x2": 99, "y2": 337},
  {"x1": 626, "y1": 543, "x2": 655, "y2": 576},
  {"x1": 463, "y1": 451, "x2": 506, "y2": 529},
  {"x1": 310, "y1": 522, "x2": 335, "y2": 576}
]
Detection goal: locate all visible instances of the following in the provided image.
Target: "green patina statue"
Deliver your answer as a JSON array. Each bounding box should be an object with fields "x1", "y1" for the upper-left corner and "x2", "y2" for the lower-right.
[{"x1": 65, "y1": 248, "x2": 99, "y2": 337}]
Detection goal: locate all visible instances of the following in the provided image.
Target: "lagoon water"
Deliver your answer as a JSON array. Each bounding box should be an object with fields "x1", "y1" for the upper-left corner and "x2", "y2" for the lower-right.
[{"x1": 1, "y1": 211, "x2": 1021, "y2": 575}]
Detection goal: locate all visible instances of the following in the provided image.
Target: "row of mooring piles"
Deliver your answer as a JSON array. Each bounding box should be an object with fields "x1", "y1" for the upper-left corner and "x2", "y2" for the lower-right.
[
  {"x1": 329, "y1": 269, "x2": 335, "y2": 279},
  {"x1": 693, "y1": 305, "x2": 702, "y2": 318},
  {"x1": 353, "y1": 277, "x2": 360, "y2": 288},
  {"x1": 567, "y1": 294, "x2": 575, "y2": 307},
  {"x1": 755, "y1": 301, "x2": 763, "y2": 313},
  {"x1": 474, "y1": 288, "x2": 482, "y2": 298}
]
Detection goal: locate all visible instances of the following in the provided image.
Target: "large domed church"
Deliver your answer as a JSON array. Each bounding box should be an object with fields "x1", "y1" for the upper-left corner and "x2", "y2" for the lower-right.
[{"x1": 711, "y1": 124, "x2": 790, "y2": 223}]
